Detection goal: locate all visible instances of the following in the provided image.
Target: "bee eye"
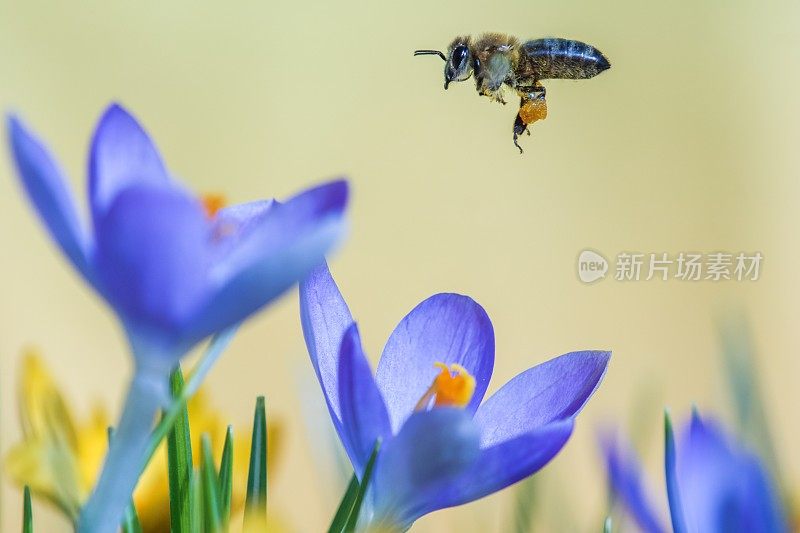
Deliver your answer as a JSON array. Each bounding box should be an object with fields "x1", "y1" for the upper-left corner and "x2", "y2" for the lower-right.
[{"x1": 452, "y1": 45, "x2": 468, "y2": 69}]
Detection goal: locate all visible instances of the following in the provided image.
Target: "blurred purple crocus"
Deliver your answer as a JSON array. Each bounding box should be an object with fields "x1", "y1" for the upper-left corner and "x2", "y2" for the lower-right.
[
  {"x1": 300, "y1": 263, "x2": 610, "y2": 530},
  {"x1": 7, "y1": 104, "x2": 349, "y2": 532},
  {"x1": 603, "y1": 411, "x2": 787, "y2": 533},
  {"x1": 8, "y1": 103, "x2": 348, "y2": 369}
]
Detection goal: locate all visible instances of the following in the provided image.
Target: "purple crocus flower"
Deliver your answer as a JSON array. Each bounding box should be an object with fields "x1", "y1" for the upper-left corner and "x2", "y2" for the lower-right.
[
  {"x1": 7, "y1": 104, "x2": 349, "y2": 532},
  {"x1": 7, "y1": 103, "x2": 348, "y2": 369},
  {"x1": 603, "y1": 411, "x2": 787, "y2": 533},
  {"x1": 300, "y1": 263, "x2": 610, "y2": 530}
]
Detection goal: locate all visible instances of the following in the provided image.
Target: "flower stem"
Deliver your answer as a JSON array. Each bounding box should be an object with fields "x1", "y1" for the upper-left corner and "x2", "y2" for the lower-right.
[
  {"x1": 77, "y1": 327, "x2": 238, "y2": 533},
  {"x1": 142, "y1": 327, "x2": 237, "y2": 465},
  {"x1": 77, "y1": 368, "x2": 165, "y2": 533}
]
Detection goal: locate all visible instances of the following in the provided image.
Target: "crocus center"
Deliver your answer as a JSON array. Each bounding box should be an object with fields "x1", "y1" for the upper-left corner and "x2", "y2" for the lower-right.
[
  {"x1": 415, "y1": 362, "x2": 476, "y2": 411},
  {"x1": 201, "y1": 193, "x2": 227, "y2": 219}
]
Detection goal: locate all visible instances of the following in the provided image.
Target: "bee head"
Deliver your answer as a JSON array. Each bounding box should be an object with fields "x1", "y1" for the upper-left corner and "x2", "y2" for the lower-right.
[
  {"x1": 444, "y1": 38, "x2": 473, "y2": 89},
  {"x1": 414, "y1": 37, "x2": 473, "y2": 90}
]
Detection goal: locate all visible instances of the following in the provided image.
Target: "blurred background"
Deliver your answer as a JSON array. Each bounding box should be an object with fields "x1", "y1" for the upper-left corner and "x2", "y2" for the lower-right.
[{"x1": 1, "y1": 0, "x2": 799, "y2": 530}]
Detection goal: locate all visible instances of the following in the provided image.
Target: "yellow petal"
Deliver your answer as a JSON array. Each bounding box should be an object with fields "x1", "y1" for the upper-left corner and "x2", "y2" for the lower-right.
[
  {"x1": 4, "y1": 351, "x2": 84, "y2": 520},
  {"x1": 19, "y1": 349, "x2": 79, "y2": 447},
  {"x1": 75, "y1": 405, "x2": 111, "y2": 498},
  {"x1": 4, "y1": 438, "x2": 82, "y2": 521},
  {"x1": 8, "y1": 351, "x2": 290, "y2": 533},
  {"x1": 239, "y1": 512, "x2": 289, "y2": 533}
]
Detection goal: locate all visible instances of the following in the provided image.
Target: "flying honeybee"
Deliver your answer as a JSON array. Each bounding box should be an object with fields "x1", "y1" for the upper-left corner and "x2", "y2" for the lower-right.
[{"x1": 415, "y1": 34, "x2": 610, "y2": 153}]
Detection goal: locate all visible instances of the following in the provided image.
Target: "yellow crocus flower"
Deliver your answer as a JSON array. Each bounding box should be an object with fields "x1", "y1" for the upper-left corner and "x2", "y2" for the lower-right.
[{"x1": 5, "y1": 350, "x2": 283, "y2": 532}]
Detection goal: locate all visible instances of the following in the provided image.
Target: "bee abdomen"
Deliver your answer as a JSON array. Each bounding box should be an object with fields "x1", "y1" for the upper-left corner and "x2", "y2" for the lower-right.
[{"x1": 522, "y1": 38, "x2": 610, "y2": 80}]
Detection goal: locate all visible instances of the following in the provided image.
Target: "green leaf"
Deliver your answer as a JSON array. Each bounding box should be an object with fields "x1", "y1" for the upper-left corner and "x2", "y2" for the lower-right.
[
  {"x1": 167, "y1": 366, "x2": 194, "y2": 533},
  {"x1": 189, "y1": 470, "x2": 202, "y2": 533},
  {"x1": 342, "y1": 440, "x2": 381, "y2": 533},
  {"x1": 143, "y1": 327, "x2": 238, "y2": 466},
  {"x1": 664, "y1": 409, "x2": 686, "y2": 533},
  {"x1": 511, "y1": 476, "x2": 537, "y2": 533},
  {"x1": 22, "y1": 486, "x2": 32, "y2": 533},
  {"x1": 718, "y1": 317, "x2": 782, "y2": 489},
  {"x1": 201, "y1": 434, "x2": 223, "y2": 533},
  {"x1": 245, "y1": 396, "x2": 268, "y2": 518},
  {"x1": 603, "y1": 516, "x2": 612, "y2": 533},
  {"x1": 121, "y1": 502, "x2": 143, "y2": 533},
  {"x1": 327, "y1": 475, "x2": 360, "y2": 533},
  {"x1": 217, "y1": 425, "x2": 234, "y2": 525}
]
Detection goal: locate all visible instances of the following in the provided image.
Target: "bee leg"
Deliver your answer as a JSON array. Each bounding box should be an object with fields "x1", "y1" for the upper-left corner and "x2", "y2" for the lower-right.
[
  {"x1": 513, "y1": 134, "x2": 524, "y2": 154},
  {"x1": 480, "y1": 86, "x2": 507, "y2": 105},
  {"x1": 517, "y1": 82, "x2": 546, "y2": 101},
  {"x1": 532, "y1": 83, "x2": 546, "y2": 100},
  {"x1": 513, "y1": 113, "x2": 527, "y2": 154}
]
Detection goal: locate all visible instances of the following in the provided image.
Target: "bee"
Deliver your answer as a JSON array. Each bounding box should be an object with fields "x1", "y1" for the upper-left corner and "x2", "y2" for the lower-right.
[{"x1": 415, "y1": 34, "x2": 610, "y2": 153}]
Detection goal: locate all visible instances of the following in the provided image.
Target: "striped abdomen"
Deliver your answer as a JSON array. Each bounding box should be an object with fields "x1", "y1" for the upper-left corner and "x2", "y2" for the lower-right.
[{"x1": 521, "y1": 38, "x2": 610, "y2": 80}]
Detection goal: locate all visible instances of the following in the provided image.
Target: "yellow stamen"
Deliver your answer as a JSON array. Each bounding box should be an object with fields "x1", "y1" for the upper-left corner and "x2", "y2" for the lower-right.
[
  {"x1": 414, "y1": 362, "x2": 476, "y2": 411},
  {"x1": 201, "y1": 193, "x2": 227, "y2": 219}
]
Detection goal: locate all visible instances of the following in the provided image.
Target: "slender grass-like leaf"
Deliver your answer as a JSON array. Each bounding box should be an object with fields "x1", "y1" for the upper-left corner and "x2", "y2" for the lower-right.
[
  {"x1": 511, "y1": 476, "x2": 537, "y2": 533},
  {"x1": 327, "y1": 475, "x2": 360, "y2": 533},
  {"x1": 718, "y1": 317, "x2": 782, "y2": 488},
  {"x1": 342, "y1": 440, "x2": 381, "y2": 533},
  {"x1": 189, "y1": 470, "x2": 202, "y2": 533},
  {"x1": 121, "y1": 502, "x2": 142, "y2": 533},
  {"x1": 23, "y1": 486, "x2": 32, "y2": 533},
  {"x1": 603, "y1": 516, "x2": 612, "y2": 533},
  {"x1": 245, "y1": 396, "x2": 268, "y2": 517},
  {"x1": 664, "y1": 410, "x2": 686, "y2": 533},
  {"x1": 167, "y1": 367, "x2": 194, "y2": 533},
  {"x1": 217, "y1": 426, "x2": 234, "y2": 525},
  {"x1": 143, "y1": 327, "x2": 238, "y2": 464},
  {"x1": 201, "y1": 434, "x2": 223, "y2": 532},
  {"x1": 81, "y1": 329, "x2": 238, "y2": 533}
]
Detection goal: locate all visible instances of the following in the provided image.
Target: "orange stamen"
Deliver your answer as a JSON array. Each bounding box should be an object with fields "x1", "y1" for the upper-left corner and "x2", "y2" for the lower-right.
[
  {"x1": 414, "y1": 362, "x2": 476, "y2": 411},
  {"x1": 201, "y1": 193, "x2": 227, "y2": 219}
]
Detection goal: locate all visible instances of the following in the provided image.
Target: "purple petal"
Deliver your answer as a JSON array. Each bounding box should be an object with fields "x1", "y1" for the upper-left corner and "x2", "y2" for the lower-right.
[
  {"x1": 299, "y1": 261, "x2": 354, "y2": 429},
  {"x1": 337, "y1": 324, "x2": 392, "y2": 477},
  {"x1": 93, "y1": 184, "x2": 211, "y2": 356},
  {"x1": 737, "y1": 452, "x2": 788, "y2": 532},
  {"x1": 207, "y1": 199, "x2": 276, "y2": 263},
  {"x1": 410, "y1": 418, "x2": 574, "y2": 521},
  {"x1": 213, "y1": 200, "x2": 275, "y2": 244},
  {"x1": 676, "y1": 413, "x2": 787, "y2": 533},
  {"x1": 370, "y1": 408, "x2": 480, "y2": 528},
  {"x1": 601, "y1": 432, "x2": 667, "y2": 533},
  {"x1": 186, "y1": 180, "x2": 348, "y2": 342},
  {"x1": 474, "y1": 350, "x2": 609, "y2": 446},
  {"x1": 7, "y1": 115, "x2": 93, "y2": 279},
  {"x1": 89, "y1": 104, "x2": 172, "y2": 222},
  {"x1": 375, "y1": 294, "x2": 494, "y2": 432},
  {"x1": 209, "y1": 181, "x2": 346, "y2": 285}
]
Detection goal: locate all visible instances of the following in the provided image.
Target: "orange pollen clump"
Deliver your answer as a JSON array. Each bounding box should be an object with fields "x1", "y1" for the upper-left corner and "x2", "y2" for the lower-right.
[
  {"x1": 519, "y1": 98, "x2": 548, "y2": 125},
  {"x1": 201, "y1": 193, "x2": 227, "y2": 219},
  {"x1": 414, "y1": 362, "x2": 476, "y2": 411}
]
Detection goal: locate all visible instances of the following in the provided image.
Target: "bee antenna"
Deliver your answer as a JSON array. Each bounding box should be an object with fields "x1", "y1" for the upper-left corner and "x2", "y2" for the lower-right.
[{"x1": 414, "y1": 50, "x2": 447, "y2": 61}]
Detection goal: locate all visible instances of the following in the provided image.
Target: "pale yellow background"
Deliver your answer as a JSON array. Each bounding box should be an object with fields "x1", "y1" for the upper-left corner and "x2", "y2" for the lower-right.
[{"x1": 2, "y1": 0, "x2": 799, "y2": 531}]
